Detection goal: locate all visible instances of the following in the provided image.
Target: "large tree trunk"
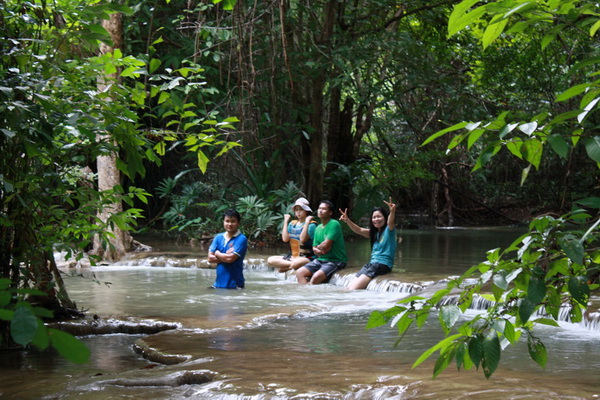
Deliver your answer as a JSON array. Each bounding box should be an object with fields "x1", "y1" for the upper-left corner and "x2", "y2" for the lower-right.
[
  {"x1": 92, "y1": 12, "x2": 132, "y2": 262},
  {"x1": 304, "y1": 0, "x2": 337, "y2": 207}
]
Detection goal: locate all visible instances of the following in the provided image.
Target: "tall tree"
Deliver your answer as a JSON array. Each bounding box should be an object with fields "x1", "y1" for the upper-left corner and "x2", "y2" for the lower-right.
[{"x1": 93, "y1": 10, "x2": 133, "y2": 262}]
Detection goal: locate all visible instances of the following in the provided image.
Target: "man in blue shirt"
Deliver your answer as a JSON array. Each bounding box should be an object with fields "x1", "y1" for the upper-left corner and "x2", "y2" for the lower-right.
[{"x1": 208, "y1": 209, "x2": 248, "y2": 289}]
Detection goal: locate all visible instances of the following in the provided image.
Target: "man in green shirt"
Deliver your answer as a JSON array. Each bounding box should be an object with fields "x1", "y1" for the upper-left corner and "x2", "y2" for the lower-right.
[{"x1": 295, "y1": 200, "x2": 347, "y2": 285}]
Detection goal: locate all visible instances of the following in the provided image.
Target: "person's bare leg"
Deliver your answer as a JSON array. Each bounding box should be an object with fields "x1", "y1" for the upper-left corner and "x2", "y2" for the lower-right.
[
  {"x1": 309, "y1": 270, "x2": 327, "y2": 285},
  {"x1": 295, "y1": 267, "x2": 312, "y2": 285},
  {"x1": 267, "y1": 256, "x2": 292, "y2": 272},
  {"x1": 290, "y1": 257, "x2": 310, "y2": 270},
  {"x1": 347, "y1": 275, "x2": 372, "y2": 290}
]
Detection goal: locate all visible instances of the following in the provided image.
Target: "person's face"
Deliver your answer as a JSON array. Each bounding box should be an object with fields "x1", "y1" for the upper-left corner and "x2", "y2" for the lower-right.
[
  {"x1": 223, "y1": 216, "x2": 240, "y2": 233},
  {"x1": 372, "y1": 210, "x2": 385, "y2": 229},
  {"x1": 317, "y1": 203, "x2": 332, "y2": 220},
  {"x1": 293, "y1": 206, "x2": 307, "y2": 220}
]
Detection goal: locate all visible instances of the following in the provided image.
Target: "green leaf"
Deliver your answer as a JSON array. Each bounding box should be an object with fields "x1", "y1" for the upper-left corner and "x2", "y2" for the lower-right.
[
  {"x1": 433, "y1": 347, "x2": 456, "y2": 379},
  {"x1": 559, "y1": 234, "x2": 584, "y2": 265},
  {"x1": 527, "y1": 335, "x2": 547, "y2": 368},
  {"x1": 366, "y1": 310, "x2": 386, "y2": 329},
  {"x1": 10, "y1": 304, "x2": 38, "y2": 346},
  {"x1": 568, "y1": 276, "x2": 590, "y2": 306},
  {"x1": 482, "y1": 19, "x2": 508, "y2": 49},
  {"x1": 468, "y1": 335, "x2": 483, "y2": 369},
  {"x1": 482, "y1": 331, "x2": 501, "y2": 378},
  {"x1": 48, "y1": 329, "x2": 90, "y2": 364},
  {"x1": 413, "y1": 334, "x2": 463, "y2": 369},
  {"x1": 503, "y1": 320, "x2": 517, "y2": 344},
  {"x1": 493, "y1": 272, "x2": 508, "y2": 290},
  {"x1": 421, "y1": 122, "x2": 468, "y2": 146},
  {"x1": 448, "y1": 2, "x2": 488, "y2": 37},
  {"x1": 0, "y1": 309, "x2": 14, "y2": 321},
  {"x1": 30, "y1": 320, "x2": 49, "y2": 350},
  {"x1": 519, "y1": 298, "x2": 536, "y2": 323},
  {"x1": 439, "y1": 305, "x2": 461, "y2": 334},
  {"x1": 149, "y1": 58, "x2": 162, "y2": 74},
  {"x1": 547, "y1": 134, "x2": 570, "y2": 159},
  {"x1": 584, "y1": 136, "x2": 600, "y2": 163},
  {"x1": 556, "y1": 83, "x2": 591, "y2": 102},
  {"x1": 527, "y1": 274, "x2": 546, "y2": 305}
]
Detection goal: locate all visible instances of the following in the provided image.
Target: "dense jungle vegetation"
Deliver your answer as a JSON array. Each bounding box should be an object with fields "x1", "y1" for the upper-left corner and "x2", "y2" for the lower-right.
[{"x1": 0, "y1": 0, "x2": 598, "y2": 376}]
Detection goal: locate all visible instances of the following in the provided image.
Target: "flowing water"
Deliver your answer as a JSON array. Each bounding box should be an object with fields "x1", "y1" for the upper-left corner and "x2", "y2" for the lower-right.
[{"x1": 0, "y1": 227, "x2": 598, "y2": 399}]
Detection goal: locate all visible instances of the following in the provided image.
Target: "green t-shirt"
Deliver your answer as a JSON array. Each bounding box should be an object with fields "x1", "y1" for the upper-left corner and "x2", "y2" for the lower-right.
[{"x1": 314, "y1": 219, "x2": 347, "y2": 263}]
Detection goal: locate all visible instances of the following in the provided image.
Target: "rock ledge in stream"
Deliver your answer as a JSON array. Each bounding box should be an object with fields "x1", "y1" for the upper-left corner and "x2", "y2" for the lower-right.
[
  {"x1": 102, "y1": 370, "x2": 216, "y2": 387},
  {"x1": 47, "y1": 316, "x2": 180, "y2": 336},
  {"x1": 133, "y1": 338, "x2": 192, "y2": 365}
]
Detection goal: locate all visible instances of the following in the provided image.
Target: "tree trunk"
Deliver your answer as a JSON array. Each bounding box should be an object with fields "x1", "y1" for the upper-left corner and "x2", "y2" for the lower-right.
[
  {"x1": 305, "y1": 0, "x2": 337, "y2": 207},
  {"x1": 92, "y1": 12, "x2": 132, "y2": 262}
]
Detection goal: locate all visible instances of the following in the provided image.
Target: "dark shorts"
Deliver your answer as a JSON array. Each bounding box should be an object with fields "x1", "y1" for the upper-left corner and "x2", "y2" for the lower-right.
[
  {"x1": 356, "y1": 263, "x2": 391, "y2": 278},
  {"x1": 304, "y1": 259, "x2": 347, "y2": 280}
]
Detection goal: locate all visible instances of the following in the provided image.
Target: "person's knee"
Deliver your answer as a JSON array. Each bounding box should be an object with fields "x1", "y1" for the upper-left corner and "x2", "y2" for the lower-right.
[{"x1": 310, "y1": 270, "x2": 326, "y2": 284}]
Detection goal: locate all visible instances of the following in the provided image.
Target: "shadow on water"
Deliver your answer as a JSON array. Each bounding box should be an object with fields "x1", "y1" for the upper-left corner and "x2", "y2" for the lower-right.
[{"x1": 0, "y1": 227, "x2": 598, "y2": 399}]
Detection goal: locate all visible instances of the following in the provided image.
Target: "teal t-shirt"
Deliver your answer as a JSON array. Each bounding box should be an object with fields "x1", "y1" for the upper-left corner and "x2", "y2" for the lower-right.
[
  {"x1": 370, "y1": 227, "x2": 396, "y2": 268},
  {"x1": 313, "y1": 219, "x2": 347, "y2": 263}
]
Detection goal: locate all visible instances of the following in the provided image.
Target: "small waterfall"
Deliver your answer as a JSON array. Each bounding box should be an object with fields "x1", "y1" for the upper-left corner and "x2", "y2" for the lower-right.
[
  {"x1": 328, "y1": 273, "x2": 423, "y2": 294},
  {"x1": 437, "y1": 294, "x2": 493, "y2": 310},
  {"x1": 438, "y1": 294, "x2": 600, "y2": 333}
]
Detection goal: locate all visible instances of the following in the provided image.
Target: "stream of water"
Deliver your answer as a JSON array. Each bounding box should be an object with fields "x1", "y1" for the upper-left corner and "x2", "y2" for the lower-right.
[{"x1": 0, "y1": 227, "x2": 598, "y2": 399}]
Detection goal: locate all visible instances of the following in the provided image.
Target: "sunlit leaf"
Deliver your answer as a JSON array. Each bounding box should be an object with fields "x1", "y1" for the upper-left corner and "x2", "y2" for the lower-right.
[
  {"x1": 518, "y1": 122, "x2": 537, "y2": 136},
  {"x1": 482, "y1": 19, "x2": 508, "y2": 49},
  {"x1": 439, "y1": 305, "x2": 461, "y2": 334},
  {"x1": 421, "y1": 122, "x2": 468, "y2": 146}
]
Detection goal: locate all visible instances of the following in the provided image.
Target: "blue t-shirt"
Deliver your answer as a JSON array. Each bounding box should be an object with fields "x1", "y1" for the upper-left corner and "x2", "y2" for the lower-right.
[
  {"x1": 209, "y1": 231, "x2": 248, "y2": 289},
  {"x1": 370, "y1": 227, "x2": 396, "y2": 268}
]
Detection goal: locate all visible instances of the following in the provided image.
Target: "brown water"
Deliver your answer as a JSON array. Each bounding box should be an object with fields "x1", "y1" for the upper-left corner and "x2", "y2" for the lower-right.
[{"x1": 0, "y1": 228, "x2": 598, "y2": 399}]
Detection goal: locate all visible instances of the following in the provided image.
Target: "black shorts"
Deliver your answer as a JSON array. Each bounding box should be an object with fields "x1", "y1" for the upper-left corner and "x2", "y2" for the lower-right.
[
  {"x1": 356, "y1": 262, "x2": 391, "y2": 278},
  {"x1": 303, "y1": 259, "x2": 346, "y2": 280}
]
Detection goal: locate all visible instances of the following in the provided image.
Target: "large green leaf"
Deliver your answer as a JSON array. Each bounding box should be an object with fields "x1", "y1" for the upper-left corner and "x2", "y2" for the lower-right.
[
  {"x1": 568, "y1": 276, "x2": 590, "y2": 306},
  {"x1": 482, "y1": 331, "x2": 501, "y2": 378},
  {"x1": 547, "y1": 134, "x2": 570, "y2": 159},
  {"x1": 439, "y1": 305, "x2": 461, "y2": 334},
  {"x1": 584, "y1": 136, "x2": 600, "y2": 163},
  {"x1": 10, "y1": 304, "x2": 38, "y2": 346},
  {"x1": 518, "y1": 298, "x2": 536, "y2": 323},
  {"x1": 527, "y1": 270, "x2": 547, "y2": 305},
  {"x1": 558, "y1": 234, "x2": 584, "y2": 265},
  {"x1": 48, "y1": 329, "x2": 90, "y2": 364},
  {"x1": 527, "y1": 335, "x2": 547, "y2": 368}
]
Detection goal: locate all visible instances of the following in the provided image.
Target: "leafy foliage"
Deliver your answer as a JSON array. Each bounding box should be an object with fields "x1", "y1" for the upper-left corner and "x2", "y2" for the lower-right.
[
  {"x1": 0, "y1": 279, "x2": 90, "y2": 363},
  {"x1": 370, "y1": 0, "x2": 600, "y2": 379}
]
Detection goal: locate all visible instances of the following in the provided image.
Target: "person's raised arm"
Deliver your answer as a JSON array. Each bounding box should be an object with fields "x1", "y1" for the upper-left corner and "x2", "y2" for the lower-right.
[
  {"x1": 384, "y1": 197, "x2": 396, "y2": 231},
  {"x1": 339, "y1": 208, "x2": 369, "y2": 238},
  {"x1": 299, "y1": 215, "x2": 314, "y2": 243},
  {"x1": 281, "y1": 214, "x2": 291, "y2": 242}
]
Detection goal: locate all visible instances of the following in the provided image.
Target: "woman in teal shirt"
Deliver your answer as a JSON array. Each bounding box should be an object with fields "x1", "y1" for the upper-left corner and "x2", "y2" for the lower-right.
[{"x1": 339, "y1": 198, "x2": 397, "y2": 290}]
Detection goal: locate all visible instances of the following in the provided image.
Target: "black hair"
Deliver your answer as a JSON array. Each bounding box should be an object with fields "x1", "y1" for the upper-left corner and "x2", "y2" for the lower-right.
[
  {"x1": 223, "y1": 208, "x2": 241, "y2": 222},
  {"x1": 369, "y1": 207, "x2": 388, "y2": 248},
  {"x1": 319, "y1": 200, "x2": 335, "y2": 213}
]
